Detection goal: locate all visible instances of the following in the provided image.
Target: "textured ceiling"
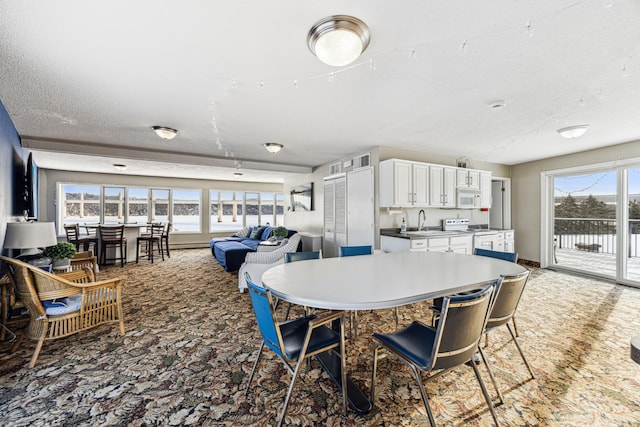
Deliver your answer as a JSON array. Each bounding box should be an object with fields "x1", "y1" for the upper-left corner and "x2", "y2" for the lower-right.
[{"x1": 1, "y1": 1, "x2": 640, "y2": 182}]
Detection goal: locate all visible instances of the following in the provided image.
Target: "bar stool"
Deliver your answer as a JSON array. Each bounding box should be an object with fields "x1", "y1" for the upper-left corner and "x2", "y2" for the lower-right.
[
  {"x1": 161, "y1": 223, "x2": 171, "y2": 259},
  {"x1": 64, "y1": 224, "x2": 99, "y2": 257},
  {"x1": 98, "y1": 225, "x2": 127, "y2": 267},
  {"x1": 136, "y1": 223, "x2": 165, "y2": 263}
]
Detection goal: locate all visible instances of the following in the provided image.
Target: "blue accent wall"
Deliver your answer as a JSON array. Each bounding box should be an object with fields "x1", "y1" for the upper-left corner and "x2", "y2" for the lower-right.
[{"x1": 0, "y1": 98, "x2": 27, "y2": 256}]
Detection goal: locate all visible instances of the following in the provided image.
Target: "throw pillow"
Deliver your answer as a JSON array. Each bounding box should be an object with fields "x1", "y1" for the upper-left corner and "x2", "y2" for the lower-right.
[
  {"x1": 249, "y1": 226, "x2": 266, "y2": 240},
  {"x1": 233, "y1": 227, "x2": 250, "y2": 238}
]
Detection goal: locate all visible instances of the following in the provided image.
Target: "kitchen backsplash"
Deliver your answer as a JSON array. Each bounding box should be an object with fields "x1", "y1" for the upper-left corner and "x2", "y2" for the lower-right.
[{"x1": 380, "y1": 207, "x2": 489, "y2": 230}]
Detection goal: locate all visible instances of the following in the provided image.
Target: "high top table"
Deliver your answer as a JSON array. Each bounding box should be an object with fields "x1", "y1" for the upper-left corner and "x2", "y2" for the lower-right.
[{"x1": 261, "y1": 251, "x2": 527, "y2": 414}]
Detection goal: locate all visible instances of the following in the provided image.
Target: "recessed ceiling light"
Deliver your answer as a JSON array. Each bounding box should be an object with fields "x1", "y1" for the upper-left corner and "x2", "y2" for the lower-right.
[
  {"x1": 233, "y1": 172, "x2": 243, "y2": 178},
  {"x1": 264, "y1": 143, "x2": 284, "y2": 153},
  {"x1": 152, "y1": 126, "x2": 178, "y2": 140},
  {"x1": 489, "y1": 100, "x2": 506, "y2": 109},
  {"x1": 557, "y1": 125, "x2": 590, "y2": 139},
  {"x1": 113, "y1": 164, "x2": 127, "y2": 171}
]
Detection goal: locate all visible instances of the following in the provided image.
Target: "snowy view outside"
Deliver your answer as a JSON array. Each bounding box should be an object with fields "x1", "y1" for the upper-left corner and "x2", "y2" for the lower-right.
[
  {"x1": 60, "y1": 185, "x2": 284, "y2": 234},
  {"x1": 553, "y1": 167, "x2": 640, "y2": 281}
]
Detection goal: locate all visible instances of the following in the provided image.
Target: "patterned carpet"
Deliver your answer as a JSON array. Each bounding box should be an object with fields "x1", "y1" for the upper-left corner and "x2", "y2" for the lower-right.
[{"x1": 1, "y1": 248, "x2": 639, "y2": 426}]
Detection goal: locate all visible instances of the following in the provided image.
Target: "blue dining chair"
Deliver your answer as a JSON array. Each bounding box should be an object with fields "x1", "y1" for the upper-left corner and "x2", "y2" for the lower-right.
[
  {"x1": 339, "y1": 245, "x2": 372, "y2": 257},
  {"x1": 474, "y1": 247, "x2": 520, "y2": 336},
  {"x1": 477, "y1": 270, "x2": 534, "y2": 405},
  {"x1": 474, "y1": 247, "x2": 518, "y2": 263},
  {"x1": 282, "y1": 251, "x2": 321, "y2": 319},
  {"x1": 338, "y1": 245, "x2": 396, "y2": 337},
  {"x1": 370, "y1": 284, "x2": 500, "y2": 427},
  {"x1": 243, "y1": 273, "x2": 347, "y2": 427}
]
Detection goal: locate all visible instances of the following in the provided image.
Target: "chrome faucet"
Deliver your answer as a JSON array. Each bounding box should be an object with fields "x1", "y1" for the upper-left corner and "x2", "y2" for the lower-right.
[{"x1": 418, "y1": 209, "x2": 426, "y2": 231}]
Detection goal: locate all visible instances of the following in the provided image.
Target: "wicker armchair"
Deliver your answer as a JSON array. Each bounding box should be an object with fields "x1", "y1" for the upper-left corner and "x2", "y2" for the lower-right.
[
  {"x1": 0, "y1": 256, "x2": 125, "y2": 368},
  {"x1": 69, "y1": 251, "x2": 99, "y2": 275},
  {"x1": 237, "y1": 233, "x2": 301, "y2": 293}
]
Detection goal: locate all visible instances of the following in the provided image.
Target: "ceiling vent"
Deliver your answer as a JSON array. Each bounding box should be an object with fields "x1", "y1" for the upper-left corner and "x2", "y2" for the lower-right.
[
  {"x1": 329, "y1": 162, "x2": 343, "y2": 175},
  {"x1": 353, "y1": 153, "x2": 370, "y2": 169}
]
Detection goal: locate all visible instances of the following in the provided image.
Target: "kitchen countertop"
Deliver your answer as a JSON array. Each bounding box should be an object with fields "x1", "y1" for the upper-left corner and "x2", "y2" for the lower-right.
[{"x1": 380, "y1": 226, "x2": 510, "y2": 240}]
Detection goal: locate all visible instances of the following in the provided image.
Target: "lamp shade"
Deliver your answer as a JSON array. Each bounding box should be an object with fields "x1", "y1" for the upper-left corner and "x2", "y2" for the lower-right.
[{"x1": 3, "y1": 222, "x2": 58, "y2": 256}]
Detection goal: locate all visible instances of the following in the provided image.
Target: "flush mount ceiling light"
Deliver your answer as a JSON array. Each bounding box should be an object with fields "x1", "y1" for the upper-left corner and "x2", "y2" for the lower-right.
[
  {"x1": 264, "y1": 142, "x2": 284, "y2": 153},
  {"x1": 152, "y1": 126, "x2": 178, "y2": 140},
  {"x1": 113, "y1": 164, "x2": 128, "y2": 171},
  {"x1": 489, "y1": 100, "x2": 506, "y2": 109},
  {"x1": 307, "y1": 15, "x2": 370, "y2": 67},
  {"x1": 233, "y1": 172, "x2": 243, "y2": 179},
  {"x1": 557, "y1": 125, "x2": 590, "y2": 139}
]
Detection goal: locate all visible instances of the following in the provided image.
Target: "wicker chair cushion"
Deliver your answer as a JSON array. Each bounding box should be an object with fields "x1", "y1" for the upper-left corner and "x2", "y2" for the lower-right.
[{"x1": 42, "y1": 294, "x2": 82, "y2": 315}]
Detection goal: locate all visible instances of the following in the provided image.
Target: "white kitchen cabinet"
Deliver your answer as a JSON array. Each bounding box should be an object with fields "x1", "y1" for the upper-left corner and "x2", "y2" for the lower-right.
[
  {"x1": 479, "y1": 171, "x2": 492, "y2": 209},
  {"x1": 379, "y1": 159, "x2": 429, "y2": 207},
  {"x1": 428, "y1": 165, "x2": 456, "y2": 208},
  {"x1": 456, "y1": 169, "x2": 480, "y2": 189},
  {"x1": 503, "y1": 230, "x2": 515, "y2": 252},
  {"x1": 380, "y1": 236, "x2": 428, "y2": 252},
  {"x1": 323, "y1": 174, "x2": 347, "y2": 258}
]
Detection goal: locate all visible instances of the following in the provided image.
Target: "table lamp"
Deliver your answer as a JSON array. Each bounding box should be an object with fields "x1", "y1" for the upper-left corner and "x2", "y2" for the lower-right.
[{"x1": 3, "y1": 222, "x2": 58, "y2": 267}]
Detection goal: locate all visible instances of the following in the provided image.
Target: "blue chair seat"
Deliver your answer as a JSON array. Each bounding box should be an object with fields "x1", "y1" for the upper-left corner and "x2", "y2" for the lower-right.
[
  {"x1": 373, "y1": 321, "x2": 436, "y2": 369},
  {"x1": 280, "y1": 316, "x2": 341, "y2": 360}
]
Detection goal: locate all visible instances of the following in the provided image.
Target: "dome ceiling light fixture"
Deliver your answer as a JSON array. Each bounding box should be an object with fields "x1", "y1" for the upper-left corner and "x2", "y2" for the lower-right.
[
  {"x1": 152, "y1": 126, "x2": 179, "y2": 140},
  {"x1": 557, "y1": 125, "x2": 590, "y2": 139},
  {"x1": 307, "y1": 15, "x2": 370, "y2": 67},
  {"x1": 264, "y1": 142, "x2": 284, "y2": 153}
]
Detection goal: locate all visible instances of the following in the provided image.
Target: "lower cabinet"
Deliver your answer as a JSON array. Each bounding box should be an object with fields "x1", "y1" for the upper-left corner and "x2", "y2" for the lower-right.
[{"x1": 380, "y1": 235, "x2": 473, "y2": 254}]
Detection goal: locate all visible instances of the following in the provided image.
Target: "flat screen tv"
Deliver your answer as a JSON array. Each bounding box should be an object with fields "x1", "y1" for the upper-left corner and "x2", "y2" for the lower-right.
[
  {"x1": 24, "y1": 152, "x2": 38, "y2": 219},
  {"x1": 290, "y1": 183, "x2": 313, "y2": 212}
]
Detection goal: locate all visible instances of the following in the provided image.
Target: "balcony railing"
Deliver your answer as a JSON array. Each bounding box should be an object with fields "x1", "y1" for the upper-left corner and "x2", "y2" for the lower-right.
[{"x1": 555, "y1": 217, "x2": 640, "y2": 257}]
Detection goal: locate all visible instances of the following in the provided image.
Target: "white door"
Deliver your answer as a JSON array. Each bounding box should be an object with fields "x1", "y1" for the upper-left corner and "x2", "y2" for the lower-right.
[
  {"x1": 347, "y1": 167, "x2": 374, "y2": 247},
  {"x1": 323, "y1": 178, "x2": 337, "y2": 258}
]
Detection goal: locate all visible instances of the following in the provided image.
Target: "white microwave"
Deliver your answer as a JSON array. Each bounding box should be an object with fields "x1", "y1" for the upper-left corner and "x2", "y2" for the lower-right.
[{"x1": 457, "y1": 189, "x2": 480, "y2": 209}]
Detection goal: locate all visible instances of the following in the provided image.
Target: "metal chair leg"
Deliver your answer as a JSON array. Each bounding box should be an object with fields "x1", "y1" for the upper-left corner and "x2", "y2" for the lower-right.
[
  {"x1": 470, "y1": 358, "x2": 501, "y2": 427},
  {"x1": 506, "y1": 324, "x2": 535, "y2": 379},
  {"x1": 478, "y1": 346, "x2": 505, "y2": 405},
  {"x1": 244, "y1": 342, "x2": 265, "y2": 396},
  {"x1": 412, "y1": 365, "x2": 436, "y2": 426}
]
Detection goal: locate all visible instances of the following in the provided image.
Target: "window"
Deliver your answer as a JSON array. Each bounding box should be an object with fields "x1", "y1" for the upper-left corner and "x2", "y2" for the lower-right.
[
  {"x1": 128, "y1": 188, "x2": 149, "y2": 224},
  {"x1": 151, "y1": 189, "x2": 170, "y2": 224},
  {"x1": 245, "y1": 192, "x2": 260, "y2": 226},
  {"x1": 103, "y1": 187, "x2": 125, "y2": 224},
  {"x1": 275, "y1": 193, "x2": 285, "y2": 226},
  {"x1": 210, "y1": 191, "x2": 243, "y2": 232},
  {"x1": 172, "y1": 189, "x2": 200, "y2": 232},
  {"x1": 61, "y1": 184, "x2": 100, "y2": 228}
]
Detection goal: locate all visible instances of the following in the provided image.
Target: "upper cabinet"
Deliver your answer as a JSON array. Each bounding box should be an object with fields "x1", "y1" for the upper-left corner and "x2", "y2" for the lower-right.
[
  {"x1": 456, "y1": 169, "x2": 480, "y2": 189},
  {"x1": 428, "y1": 164, "x2": 456, "y2": 208},
  {"x1": 380, "y1": 159, "x2": 491, "y2": 209},
  {"x1": 379, "y1": 160, "x2": 429, "y2": 207}
]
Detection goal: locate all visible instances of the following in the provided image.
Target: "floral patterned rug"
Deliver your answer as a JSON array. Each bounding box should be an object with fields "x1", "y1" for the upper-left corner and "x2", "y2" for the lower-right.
[{"x1": 1, "y1": 248, "x2": 639, "y2": 426}]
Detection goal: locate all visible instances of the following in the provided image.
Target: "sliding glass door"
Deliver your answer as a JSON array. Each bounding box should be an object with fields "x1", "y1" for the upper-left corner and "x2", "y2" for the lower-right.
[
  {"x1": 626, "y1": 167, "x2": 640, "y2": 282},
  {"x1": 547, "y1": 163, "x2": 640, "y2": 286},
  {"x1": 553, "y1": 170, "x2": 617, "y2": 277}
]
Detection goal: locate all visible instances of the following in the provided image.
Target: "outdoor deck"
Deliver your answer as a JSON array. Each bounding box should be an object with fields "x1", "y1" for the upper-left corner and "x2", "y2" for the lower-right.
[{"x1": 554, "y1": 247, "x2": 640, "y2": 281}]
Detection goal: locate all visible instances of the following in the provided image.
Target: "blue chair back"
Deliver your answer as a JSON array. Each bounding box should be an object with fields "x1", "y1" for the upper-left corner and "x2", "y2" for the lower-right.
[
  {"x1": 285, "y1": 251, "x2": 320, "y2": 263},
  {"x1": 432, "y1": 284, "x2": 496, "y2": 370},
  {"x1": 339, "y1": 245, "x2": 372, "y2": 257},
  {"x1": 245, "y1": 273, "x2": 283, "y2": 358},
  {"x1": 474, "y1": 248, "x2": 518, "y2": 263}
]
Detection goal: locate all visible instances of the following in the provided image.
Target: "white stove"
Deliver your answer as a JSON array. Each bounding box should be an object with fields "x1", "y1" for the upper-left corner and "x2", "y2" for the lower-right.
[{"x1": 442, "y1": 218, "x2": 470, "y2": 232}]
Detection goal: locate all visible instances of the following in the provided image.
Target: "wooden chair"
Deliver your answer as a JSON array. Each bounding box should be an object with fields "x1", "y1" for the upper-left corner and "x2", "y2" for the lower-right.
[
  {"x1": 161, "y1": 223, "x2": 172, "y2": 258},
  {"x1": 136, "y1": 223, "x2": 165, "y2": 263},
  {"x1": 64, "y1": 224, "x2": 99, "y2": 257},
  {"x1": 98, "y1": 225, "x2": 127, "y2": 267},
  {"x1": 69, "y1": 251, "x2": 98, "y2": 275},
  {"x1": 0, "y1": 256, "x2": 125, "y2": 368}
]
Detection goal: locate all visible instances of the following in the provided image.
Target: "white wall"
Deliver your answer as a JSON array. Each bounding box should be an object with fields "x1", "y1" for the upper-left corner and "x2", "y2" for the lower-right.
[
  {"x1": 40, "y1": 169, "x2": 283, "y2": 248},
  {"x1": 511, "y1": 139, "x2": 640, "y2": 263}
]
